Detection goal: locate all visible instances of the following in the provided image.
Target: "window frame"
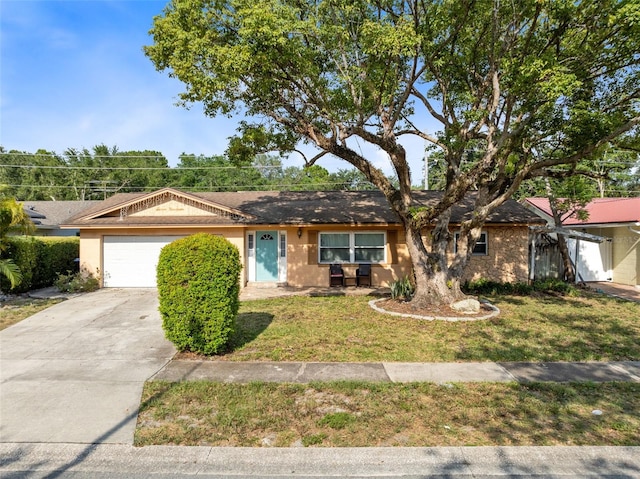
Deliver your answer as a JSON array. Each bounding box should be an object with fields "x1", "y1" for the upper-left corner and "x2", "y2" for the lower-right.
[
  {"x1": 454, "y1": 231, "x2": 488, "y2": 256},
  {"x1": 318, "y1": 231, "x2": 386, "y2": 264},
  {"x1": 279, "y1": 232, "x2": 287, "y2": 258}
]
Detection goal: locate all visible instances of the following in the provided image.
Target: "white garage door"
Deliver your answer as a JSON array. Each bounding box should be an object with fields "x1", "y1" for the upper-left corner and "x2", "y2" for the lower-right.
[
  {"x1": 567, "y1": 238, "x2": 613, "y2": 283},
  {"x1": 103, "y1": 236, "x2": 183, "y2": 287}
]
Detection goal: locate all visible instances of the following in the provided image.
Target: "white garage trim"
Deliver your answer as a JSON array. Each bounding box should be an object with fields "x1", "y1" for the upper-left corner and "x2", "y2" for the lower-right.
[{"x1": 103, "y1": 236, "x2": 183, "y2": 287}]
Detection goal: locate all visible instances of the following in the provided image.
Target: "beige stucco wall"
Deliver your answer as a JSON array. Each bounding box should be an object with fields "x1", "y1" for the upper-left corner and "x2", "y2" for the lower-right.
[
  {"x1": 580, "y1": 226, "x2": 639, "y2": 287},
  {"x1": 80, "y1": 223, "x2": 531, "y2": 289},
  {"x1": 285, "y1": 226, "x2": 408, "y2": 288},
  {"x1": 610, "y1": 226, "x2": 639, "y2": 286},
  {"x1": 286, "y1": 225, "x2": 529, "y2": 287},
  {"x1": 79, "y1": 232, "x2": 102, "y2": 279},
  {"x1": 79, "y1": 228, "x2": 246, "y2": 287}
]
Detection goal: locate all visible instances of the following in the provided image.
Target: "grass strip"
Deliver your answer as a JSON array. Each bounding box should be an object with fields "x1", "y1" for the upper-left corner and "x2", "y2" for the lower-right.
[
  {"x1": 135, "y1": 381, "x2": 640, "y2": 447},
  {"x1": 0, "y1": 297, "x2": 62, "y2": 331}
]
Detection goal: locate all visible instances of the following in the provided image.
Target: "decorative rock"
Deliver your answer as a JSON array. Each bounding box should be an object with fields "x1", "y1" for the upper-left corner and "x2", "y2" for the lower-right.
[{"x1": 450, "y1": 298, "x2": 481, "y2": 314}]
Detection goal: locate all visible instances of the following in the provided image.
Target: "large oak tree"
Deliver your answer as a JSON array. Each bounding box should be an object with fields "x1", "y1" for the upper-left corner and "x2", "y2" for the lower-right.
[{"x1": 145, "y1": 0, "x2": 639, "y2": 306}]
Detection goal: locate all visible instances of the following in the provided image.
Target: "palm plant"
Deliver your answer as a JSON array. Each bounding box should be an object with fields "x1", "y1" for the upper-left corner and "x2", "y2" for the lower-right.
[{"x1": 0, "y1": 189, "x2": 34, "y2": 289}]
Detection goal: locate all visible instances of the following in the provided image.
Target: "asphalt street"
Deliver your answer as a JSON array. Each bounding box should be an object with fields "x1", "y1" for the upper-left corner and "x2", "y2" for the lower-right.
[{"x1": 2, "y1": 443, "x2": 639, "y2": 478}]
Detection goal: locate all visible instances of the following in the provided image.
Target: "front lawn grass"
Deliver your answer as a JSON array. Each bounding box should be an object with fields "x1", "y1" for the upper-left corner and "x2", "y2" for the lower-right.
[
  {"x1": 220, "y1": 292, "x2": 639, "y2": 363},
  {"x1": 135, "y1": 381, "x2": 640, "y2": 447},
  {"x1": 0, "y1": 297, "x2": 62, "y2": 331}
]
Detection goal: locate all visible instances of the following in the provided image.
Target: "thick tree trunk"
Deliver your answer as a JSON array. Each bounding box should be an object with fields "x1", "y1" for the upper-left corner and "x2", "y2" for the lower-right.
[
  {"x1": 403, "y1": 221, "x2": 467, "y2": 307},
  {"x1": 557, "y1": 234, "x2": 576, "y2": 283},
  {"x1": 544, "y1": 180, "x2": 577, "y2": 284}
]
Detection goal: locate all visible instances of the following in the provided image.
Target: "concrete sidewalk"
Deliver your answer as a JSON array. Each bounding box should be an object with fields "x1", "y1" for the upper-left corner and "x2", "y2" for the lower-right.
[{"x1": 153, "y1": 359, "x2": 640, "y2": 383}]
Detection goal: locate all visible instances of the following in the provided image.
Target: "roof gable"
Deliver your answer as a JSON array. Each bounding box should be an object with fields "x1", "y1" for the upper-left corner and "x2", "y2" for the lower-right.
[{"x1": 78, "y1": 188, "x2": 255, "y2": 222}]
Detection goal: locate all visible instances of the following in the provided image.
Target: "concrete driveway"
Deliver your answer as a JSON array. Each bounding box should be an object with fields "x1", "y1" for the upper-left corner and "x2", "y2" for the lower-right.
[{"x1": 0, "y1": 288, "x2": 175, "y2": 444}]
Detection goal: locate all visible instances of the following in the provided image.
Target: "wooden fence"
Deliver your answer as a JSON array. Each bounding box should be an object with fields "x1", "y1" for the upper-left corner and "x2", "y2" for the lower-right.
[{"x1": 531, "y1": 234, "x2": 565, "y2": 281}]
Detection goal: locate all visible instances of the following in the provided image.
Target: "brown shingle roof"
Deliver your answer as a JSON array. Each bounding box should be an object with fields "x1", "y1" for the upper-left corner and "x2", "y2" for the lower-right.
[{"x1": 63, "y1": 189, "x2": 544, "y2": 227}]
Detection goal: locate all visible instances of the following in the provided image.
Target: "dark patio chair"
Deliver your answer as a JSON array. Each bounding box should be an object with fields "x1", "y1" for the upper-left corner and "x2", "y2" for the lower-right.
[
  {"x1": 329, "y1": 264, "x2": 344, "y2": 287},
  {"x1": 356, "y1": 263, "x2": 371, "y2": 287}
]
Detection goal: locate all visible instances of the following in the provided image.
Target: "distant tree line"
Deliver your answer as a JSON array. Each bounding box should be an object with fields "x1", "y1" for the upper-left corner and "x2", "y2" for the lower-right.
[
  {"x1": 0, "y1": 144, "x2": 378, "y2": 201},
  {"x1": 1, "y1": 142, "x2": 637, "y2": 203},
  {"x1": 424, "y1": 141, "x2": 640, "y2": 199}
]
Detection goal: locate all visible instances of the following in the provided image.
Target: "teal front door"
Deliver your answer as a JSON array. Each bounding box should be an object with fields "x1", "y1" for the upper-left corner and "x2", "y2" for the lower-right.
[{"x1": 256, "y1": 231, "x2": 278, "y2": 281}]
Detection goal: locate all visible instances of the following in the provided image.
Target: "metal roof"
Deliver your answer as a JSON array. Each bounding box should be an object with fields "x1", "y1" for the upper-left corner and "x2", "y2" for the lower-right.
[{"x1": 526, "y1": 197, "x2": 640, "y2": 225}]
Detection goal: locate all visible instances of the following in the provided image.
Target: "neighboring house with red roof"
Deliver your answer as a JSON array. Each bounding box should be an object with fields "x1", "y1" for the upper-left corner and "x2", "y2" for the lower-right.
[
  {"x1": 525, "y1": 197, "x2": 640, "y2": 288},
  {"x1": 62, "y1": 187, "x2": 544, "y2": 289}
]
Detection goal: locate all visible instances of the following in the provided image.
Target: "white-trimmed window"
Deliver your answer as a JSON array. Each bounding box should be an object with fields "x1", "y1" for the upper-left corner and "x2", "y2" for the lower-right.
[
  {"x1": 319, "y1": 232, "x2": 386, "y2": 263},
  {"x1": 454, "y1": 232, "x2": 488, "y2": 255},
  {"x1": 248, "y1": 234, "x2": 254, "y2": 257}
]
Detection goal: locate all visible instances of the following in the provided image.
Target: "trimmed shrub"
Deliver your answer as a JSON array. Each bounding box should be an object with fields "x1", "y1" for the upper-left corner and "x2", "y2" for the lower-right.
[
  {"x1": 2, "y1": 237, "x2": 37, "y2": 293},
  {"x1": 531, "y1": 278, "x2": 574, "y2": 294},
  {"x1": 1, "y1": 236, "x2": 79, "y2": 293},
  {"x1": 462, "y1": 278, "x2": 577, "y2": 296},
  {"x1": 157, "y1": 233, "x2": 242, "y2": 355}
]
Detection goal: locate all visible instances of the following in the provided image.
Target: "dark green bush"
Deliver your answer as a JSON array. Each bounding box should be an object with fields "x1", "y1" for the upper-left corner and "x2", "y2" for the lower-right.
[
  {"x1": 1, "y1": 237, "x2": 79, "y2": 293},
  {"x1": 2, "y1": 238, "x2": 37, "y2": 293},
  {"x1": 462, "y1": 278, "x2": 577, "y2": 296},
  {"x1": 157, "y1": 233, "x2": 242, "y2": 355},
  {"x1": 532, "y1": 278, "x2": 574, "y2": 295}
]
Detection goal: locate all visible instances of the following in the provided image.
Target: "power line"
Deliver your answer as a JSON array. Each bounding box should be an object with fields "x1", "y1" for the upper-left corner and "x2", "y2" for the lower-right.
[
  {"x1": 6, "y1": 183, "x2": 635, "y2": 195},
  {"x1": 5, "y1": 181, "x2": 374, "y2": 191},
  {"x1": 0, "y1": 164, "x2": 284, "y2": 171},
  {"x1": 1, "y1": 152, "x2": 180, "y2": 159},
  {"x1": 0, "y1": 152, "x2": 290, "y2": 162},
  {"x1": 3, "y1": 151, "x2": 639, "y2": 165}
]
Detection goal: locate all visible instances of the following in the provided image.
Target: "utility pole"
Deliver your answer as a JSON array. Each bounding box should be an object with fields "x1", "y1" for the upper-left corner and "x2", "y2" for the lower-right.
[{"x1": 423, "y1": 146, "x2": 429, "y2": 190}]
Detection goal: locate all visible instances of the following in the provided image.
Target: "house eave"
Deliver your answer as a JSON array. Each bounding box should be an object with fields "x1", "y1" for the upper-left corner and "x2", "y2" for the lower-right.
[
  {"x1": 530, "y1": 226, "x2": 609, "y2": 243},
  {"x1": 567, "y1": 221, "x2": 639, "y2": 229},
  {"x1": 60, "y1": 223, "x2": 243, "y2": 230}
]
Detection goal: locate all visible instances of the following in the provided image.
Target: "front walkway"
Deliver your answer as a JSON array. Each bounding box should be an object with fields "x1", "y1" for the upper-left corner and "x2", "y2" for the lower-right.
[
  {"x1": 239, "y1": 283, "x2": 390, "y2": 301},
  {"x1": 589, "y1": 281, "x2": 640, "y2": 302},
  {"x1": 240, "y1": 281, "x2": 640, "y2": 302}
]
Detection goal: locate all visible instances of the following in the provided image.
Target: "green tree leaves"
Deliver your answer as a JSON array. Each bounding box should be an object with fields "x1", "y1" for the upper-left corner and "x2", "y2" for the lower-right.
[{"x1": 145, "y1": 0, "x2": 639, "y2": 304}]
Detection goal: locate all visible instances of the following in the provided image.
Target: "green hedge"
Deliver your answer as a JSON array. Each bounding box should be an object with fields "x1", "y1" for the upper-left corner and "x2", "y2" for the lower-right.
[
  {"x1": 462, "y1": 278, "x2": 576, "y2": 296},
  {"x1": 1, "y1": 236, "x2": 79, "y2": 293},
  {"x1": 157, "y1": 233, "x2": 242, "y2": 355}
]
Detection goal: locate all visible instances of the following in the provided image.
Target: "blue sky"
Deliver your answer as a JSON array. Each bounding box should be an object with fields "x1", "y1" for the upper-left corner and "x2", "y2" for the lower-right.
[{"x1": 1, "y1": 0, "x2": 428, "y2": 181}]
